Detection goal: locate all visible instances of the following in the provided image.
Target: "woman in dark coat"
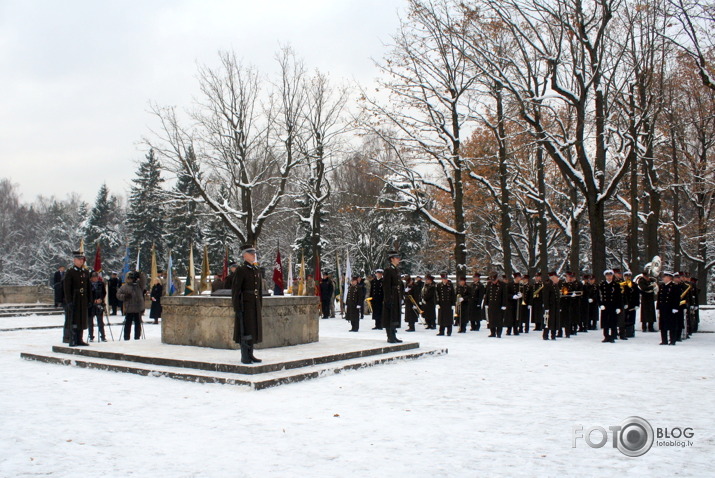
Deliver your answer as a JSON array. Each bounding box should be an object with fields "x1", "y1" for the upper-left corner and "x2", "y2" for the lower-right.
[
  {"x1": 345, "y1": 276, "x2": 361, "y2": 332},
  {"x1": 149, "y1": 282, "x2": 163, "y2": 324}
]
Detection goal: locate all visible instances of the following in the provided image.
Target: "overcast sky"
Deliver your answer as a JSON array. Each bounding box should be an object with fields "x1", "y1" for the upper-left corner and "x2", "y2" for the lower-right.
[{"x1": 0, "y1": 0, "x2": 404, "y2": 203}]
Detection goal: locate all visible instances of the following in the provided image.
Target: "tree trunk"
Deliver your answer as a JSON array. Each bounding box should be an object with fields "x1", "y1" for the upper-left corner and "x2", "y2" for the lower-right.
[
  {"x1": 569, "y1": 187, "x2": 580, "y2": 273},
  {"x1": 496, "y1": 83, "x2": 512, "y2": 277},
  {"x1": 672, "y1": 141, "x2": 682, "y2": 272},
  {"x1": 588, "y1": 199, "x2": 607, "y2": 279}
]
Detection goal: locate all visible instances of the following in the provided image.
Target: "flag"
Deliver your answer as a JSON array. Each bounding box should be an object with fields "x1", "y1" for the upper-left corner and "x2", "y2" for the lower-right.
[
  {"x1": 200, "y1": 245, "x2": 210, "y2": 293},
  {"x1": 79, "y1": 238, "x2": 85, "y2": 254},
  {"x1": 286, "y1": 254, "x2": 294, "y2": 295},
  {"x1": 167, "y1": 249, "x2": 176, "y2": 296},
  {"x1": 314, "y1": 253, "x2": 321, "y2": 296},
  {"x1": 150, "y1": 243, "x2": 159, "y2": 286},
  {"x1": 121, "y1": 245, "x2": 131, "y2": 281},
  {"x1": 343, "y1": 253, "x2": 352, "y2": 303},
  {"x1": 136, "y1": 247, "x2": 141, "y2": 272},
  {"x1": 93, "y1": 242, "x2": 102, "y2": 273},
  {"x1": 184, "y1": 244, "x2": 195, "y2": 295},
  {"x1": 273, "y1": 245, "x2": 284, "y2": 295},
  {"x1": 335, "y1": 252, "x2": 342, "y2": 300},
  {"x1": 220, "y1": 246, "x2": 229, "y2": 281},
  {"x1": 298, "y1": 252, "x2": 306, "y2": 296}
]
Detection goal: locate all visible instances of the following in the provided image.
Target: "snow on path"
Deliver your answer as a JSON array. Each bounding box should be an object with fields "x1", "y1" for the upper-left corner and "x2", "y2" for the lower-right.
[{"x1": 0, "y1": 312, "x2": 713, "y2": 477}]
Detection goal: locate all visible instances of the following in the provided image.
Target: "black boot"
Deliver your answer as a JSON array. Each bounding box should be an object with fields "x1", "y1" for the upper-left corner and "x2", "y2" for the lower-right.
[
  {"x1": 75, "y1": 330, "x2": 89, "y2": 346},
  {"x1": 249, "y1": 344, "x2": 262, "y2": 363},
  {"x1": 240, "y1": 343, "x2": 252, "y2": 364}
]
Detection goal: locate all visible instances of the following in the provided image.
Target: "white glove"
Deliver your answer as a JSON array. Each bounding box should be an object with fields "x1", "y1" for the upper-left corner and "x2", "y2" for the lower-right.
[
  {"x1": 695, "y1": 306, "x2": 699, "y2": 310},
  {"x1": 528, "y1": 306, "x2": 532, "y2": 310},
  {"x1": 635, "y1": 306, "x2": 639, "y2": 310},
  {"x1": 458, "y1": 297, "x2": 464, "y2": 303},
  {"x1": 405, "y1": 287, "x2": 411, "y2": 293},
  {"x1": 437, "y1": 305, "x2": 440, "y2": 310},
  {"x1": 588, "y1": 298, "x2": 593, "y2": 303},
  {"x1": 357, "y1": 306, "x2": 361, "y2": 310},
  {"x1": 600, "y1": 305, "x2": 606, "y2": 311},
  {"x1": 616, "y1": 309, "x2": 621, "y2": 314},
  {"x1": 501, "y1": 306, "x2": 507, "y2": 310},
  {"x1": 672, "y1": 309, "x2": 678, "y2": 314},
  {"x1": 545, "y1": 309, "x2": 549, "y2": 313},
  {"x1": 516, "y1": 293, "x2": 523, "y2": 299},
  {"x1": 512, "y1": 294, "x2": 519, "y2": 299},
  {"x1": 485, "y1": 305, "x2": 489, "y2": 310}
]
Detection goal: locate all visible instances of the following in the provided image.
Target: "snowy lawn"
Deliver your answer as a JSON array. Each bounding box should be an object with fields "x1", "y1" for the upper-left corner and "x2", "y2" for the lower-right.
[{"x1": 1, "y1": 311, "x2": 713, "y2": 477}]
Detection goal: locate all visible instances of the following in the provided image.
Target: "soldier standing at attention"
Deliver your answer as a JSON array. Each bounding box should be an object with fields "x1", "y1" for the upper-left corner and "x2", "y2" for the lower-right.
[
  {"x1": 637, "y1": 269, "x2": 658, "y2": 332},
  {"x1": 657, "y1": 272, "x2": 679, "y2": 345},
  {"x1": 370, "y1": 270, "x2": 385, "y2": 330},
  {"x1": 598, "y1": 270, "x2": 623, "y2": 343},
  {"x1": 436, "y1": 273, "x2": 455, "y2": 336},
  {"x1": 622, "y1": 271, "x2": 640, "y2": 338},
  {"x1": 63, "y1": 251, "x2": 90, "y2": 346},
  {"x1": 468, "y1": 272, "x2": 485, "y2": 331},
  {"x1": 484, "y1": 273, "x2": 508, "y2": 338},
  {"x1": 403, "y1": 275, "x2": 420, "y2": 332},
  {"x1": 345, "y1": 275, "x2": 361, "y2": 332},
  {"x1": 232, "y1": 245, "x2": 264, "y2": 364},
  {"x1": 517, "y1": 274, "x2": 532, "y2": 333},
  {"x1": 382, "y1": 251, "x2": 403, "y2": 344},
  {"x1": 531, "y1": 273, "x2": 545, "y2": 331},
  {"x1": 455, "y1": 276, "x2": 471, "y2": 333},
  {"x1": 542, "y1": 271, "x2": 561, "y2": 340},
  {"x1": 421, "y1": 274, "x2": 437, "y2": 330}
]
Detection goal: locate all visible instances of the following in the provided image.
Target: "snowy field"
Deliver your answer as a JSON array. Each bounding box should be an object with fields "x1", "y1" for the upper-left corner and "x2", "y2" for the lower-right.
[{"x1": 1, "y1": 310, "x2": 714, "y2": 478}]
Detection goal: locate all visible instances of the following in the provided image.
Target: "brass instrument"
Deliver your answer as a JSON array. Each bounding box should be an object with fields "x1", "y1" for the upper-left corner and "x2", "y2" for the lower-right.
[
  {"x1": 365, "y1": 297, "x2": 373, "y2": 315},
  {"x1": 532, "y1": 284, "x2": 544, "y2": 298},
  {"x1": 407, "y1": 294, "x2": 423, "y2": 315},
  {"x1": 680, "y1": 282, "x2": 692, "y2": 306},
  {"x1": 561, "y1": 285, "x2": 582, "y2": 297},
  {"x1": 454, "y1": 294, "x2": 462, "y2": 318}
]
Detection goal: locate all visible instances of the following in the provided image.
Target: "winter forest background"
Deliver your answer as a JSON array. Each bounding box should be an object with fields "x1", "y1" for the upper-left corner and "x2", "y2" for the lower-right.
[{"x1": 1, "y1": 0, "x2": 713, "y2": 303}]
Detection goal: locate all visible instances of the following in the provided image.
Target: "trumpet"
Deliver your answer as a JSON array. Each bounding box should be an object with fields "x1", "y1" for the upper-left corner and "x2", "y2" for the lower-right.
[
  {"x1": 407, "y1": 294, "x2": 423, "y2": 315},
  {"x1": 680, "y1": 283, "x2": 692, "y2": 306},
  {"x1": 532, "y1": 284, "x2": 544, "y2": 298},
  {"x1": 454, "y1": 294, "x2": 462, "y2": 318}
]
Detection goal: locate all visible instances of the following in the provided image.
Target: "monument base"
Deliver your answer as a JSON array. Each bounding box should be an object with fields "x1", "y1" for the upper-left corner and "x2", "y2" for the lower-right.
[{"x1": 161, "y1": 295, "x2": 319, "y2": 350}]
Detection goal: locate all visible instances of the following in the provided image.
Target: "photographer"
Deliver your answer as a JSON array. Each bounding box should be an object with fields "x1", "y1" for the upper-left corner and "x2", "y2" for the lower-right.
[
  {"x1": 116, "y1": 271, "x2": 146, "y2": 340},
  {"x1": 88, "y1": 271, "x2": 107, "y2": 342}
]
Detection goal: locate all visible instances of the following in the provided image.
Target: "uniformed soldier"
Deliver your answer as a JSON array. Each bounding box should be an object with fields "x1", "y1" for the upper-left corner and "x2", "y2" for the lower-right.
[
  {"x1": 583, "y1": 274, "x2": 600, "y2": 330},
  {"x1": 382, "y1": 251, "x2": 403, "y2": 344},
  {"x1": 484, "y1": 273, "x2": 508, "y2": 338},
  {"x1": 404, "y1": 275, "x2": 420, "y2": 332},
  {"x1": 505, "y1": 273, "x2": 521, "y2": 335},
  {"x1": 369, "y1": 269, "x2": 385, "y2": 330},
  {"x1": 598, "y1": 269, "x2": 623, "y2": 343},
  {"x1": 436, "y1": 273, "x2": 455, "y2": 336},
  {"x1": 657, "y1": 272, "x2": 679, "y2": 345},
  {"x1": 231, "y1": 245, "x2": 264, "y2": 364},
  {"x1": 531, "y1": 273, "x2": 545, "y2": 331},
  {"x1": 561, "y1": 271, "x2": 581, "y2": 337},
  {"x1": 688, "y1": 277, "x2": 700, "y2": 334},
  {"x1": 345, "y1": 275, "x2": 361, "y2": 332},
  {"x1": 622, "y1": 271, "x2": 640, "y2": 338},
  {"x1": 63, "y1": 250, "x2": 91, "y2": 346},
  {"x1": 517, "y1": 274, "x2": 532, "y2": 333},
  {"x1": 673, "y1": 273, "x2": 687, "y2": 341},
  {"x1": 541, "y1": 271, "x2": 561, "y2": 340},
  {"x1": 223, "y1": 262, "x2": 238, "y2": 290},
  {"x1": 468, "y1": 272, "x2": 485, "y2": 331},
  {"x1": 421, "y1": 274, "x2": 437, "y2": 329},
  {"x1": 636, "y1": 270, "x2": 658, "y2": 332},
  {"x1": 455, "y1": 276, "x2": 471, "y2": 333}
]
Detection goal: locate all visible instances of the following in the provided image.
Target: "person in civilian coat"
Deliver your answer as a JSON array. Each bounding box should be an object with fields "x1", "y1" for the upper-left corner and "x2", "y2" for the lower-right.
[
  {"x1": 107, "y1": 272, "x2": 122, "y2": 315},
  {"x1": 87, "y1": 271, "x2": 107, "y2": 342},
  {"x1": 149, "y1": 280, "x2": 163, "y2": 324},
  {"x1": 53, "y1": 266, "x2": 66, "y2": 307}
]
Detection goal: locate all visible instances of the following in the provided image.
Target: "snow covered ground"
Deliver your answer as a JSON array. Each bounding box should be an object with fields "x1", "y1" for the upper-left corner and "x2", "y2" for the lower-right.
[{"x1": 1, "y1": 310, "x2": 713, "y2": 478}]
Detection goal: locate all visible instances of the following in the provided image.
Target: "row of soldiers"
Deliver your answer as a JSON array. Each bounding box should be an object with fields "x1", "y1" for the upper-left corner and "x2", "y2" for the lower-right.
[{"x1": 355, "y1": 263, "x2": 701, "y2": 345}]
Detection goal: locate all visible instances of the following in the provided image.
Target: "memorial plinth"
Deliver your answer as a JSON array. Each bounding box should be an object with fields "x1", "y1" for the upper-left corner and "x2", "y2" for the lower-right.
[{"x1": 161, "y1": 295, "x2": 320, "y2": 350}]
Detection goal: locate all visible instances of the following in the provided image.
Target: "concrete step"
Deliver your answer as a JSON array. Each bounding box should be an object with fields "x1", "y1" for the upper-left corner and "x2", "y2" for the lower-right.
[
  {"x1": 0, "y1": 310, "x2": 63, "y2": 318},
  {"x1": 21, "y1": 338, "x2": 447, "y2": 390}
]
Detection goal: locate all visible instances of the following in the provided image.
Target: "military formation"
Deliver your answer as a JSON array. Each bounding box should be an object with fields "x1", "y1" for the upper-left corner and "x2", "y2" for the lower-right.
[{"x1": 358, "y1": 252, "x2": 702, "y2": 346}]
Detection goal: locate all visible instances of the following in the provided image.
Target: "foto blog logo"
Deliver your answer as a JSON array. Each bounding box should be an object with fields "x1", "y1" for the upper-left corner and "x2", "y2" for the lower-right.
[{"x1": 573, "y1": 416, "x2": 654, "y2": 457}]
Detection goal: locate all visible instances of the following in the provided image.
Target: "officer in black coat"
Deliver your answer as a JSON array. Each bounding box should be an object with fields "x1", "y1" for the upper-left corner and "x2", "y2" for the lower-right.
[
  {"x1": 231, "y1": 245, "x2": 264, "y2": 364},
  {"x1": 345, "y1": 275, "x2": 361, "y2": 332},
  {"x1": 468, "y1": 273, "x2": 485, "y2": 331},
  {"x1": 531, "y1": 273, "x2": 545, "y2": 331},
  {"x1": 63, "y1": 251, "x2": 90, "y2": 346},
  {"x1": 657, "y1": 272, "x2": 680, "y2": 345},
  {"x1": 542, "y1": 272, "x2": 562, "y2": 340},
  {"x1": 484, "y1": 273, "x2": 508, "y2": 338},
  {"x1": 598, "y1": 269, "x2": 623, "y2": 343},
  {"x1": 436, "y1": 273, "x2": 455, "y2": 336},
  {"x1": 381, "y1": 251, "x2": 403, "y2": 344},
  {"x1": 319, "y1": 272, "x2": 334, "y2": 319},
  {"x1": 421, "y1": 274, "x2": 437, "y2": 329},
  {"x1": 455, "y1": 276, "x2": 471, "y2": 333},
  {"x1": 369, "y1": 270, "x2": 385, "y2": 330}
]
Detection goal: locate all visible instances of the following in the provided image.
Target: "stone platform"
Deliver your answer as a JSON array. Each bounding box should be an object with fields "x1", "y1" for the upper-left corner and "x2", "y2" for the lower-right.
[
  {"x1": 21, "y1": 337, "x2": 447, "y2": 390},
  {"x1": 161, "y1": 295, "x2": 319, "y2": 350}
]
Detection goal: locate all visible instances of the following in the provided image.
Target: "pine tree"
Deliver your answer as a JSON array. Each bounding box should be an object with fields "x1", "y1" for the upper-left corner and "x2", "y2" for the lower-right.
[
  {"x1": 164, "y1": 147, "x2": 203, "y2": 275},
  {"x1": 83, "y1": 183, "x2": 126, "y2": 271},
  {"x1": 126, "y1": 149, "x2": 165, "y2": 271}
]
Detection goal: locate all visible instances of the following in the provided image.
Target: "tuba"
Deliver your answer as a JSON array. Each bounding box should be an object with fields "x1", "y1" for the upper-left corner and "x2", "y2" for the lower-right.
[{"x1": 637, "y1": 256, "x2": 661, "y2": 295}]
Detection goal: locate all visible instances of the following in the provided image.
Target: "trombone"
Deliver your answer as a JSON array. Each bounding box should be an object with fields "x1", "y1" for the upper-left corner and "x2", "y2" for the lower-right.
[
  {"x1": 407, "y1": 294, "x2": 423, "y2": 315},
  {"x1": 454, "y1": 294, "x2": 462, "y2": 318}
]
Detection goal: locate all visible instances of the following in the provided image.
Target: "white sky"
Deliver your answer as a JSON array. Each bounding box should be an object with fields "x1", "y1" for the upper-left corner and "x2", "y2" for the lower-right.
[{"x1": 0, "y1": 0, "x2": 405, "y2": 203}]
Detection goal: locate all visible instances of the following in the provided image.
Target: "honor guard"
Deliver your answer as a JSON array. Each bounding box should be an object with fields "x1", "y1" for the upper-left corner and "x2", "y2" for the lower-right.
[
  {"x1": 382, "y1": 251, "x2": 404, "y2": 344},
  {"x1": 484, "y1": 273, "x2": 508, "y2": 338},
  {"x1": 468, "y1": 273, "x2": 485, "y2": 331},
  {"x1": 598, "y1": 270, "x2": 623, "y2": 343},
  {"x1": 345, "y1": 275, "x2": 361, "y2": 332},
  {"x1": 63, "y1": 250, "x2": 91, "y2": 346},
  {"x1": 541, "y1": 272, "x2": 562, "y2": 340},
  {"x1": 455, "y1": 276, "x2": 471, "y2": 333},
  {"x1": 369, "y1": 270, "x2": 385, "y2": 330},
  {"x1": 421, "y1": 275, "x2": 437, "y2": 330},
  {"x1": 657, "y1": 272, "x2": 679, "y2": 345},
  {"x1": 531, "y1": 273, "x2": 545, "y2": 331},
  {"x1": 231, "y1": 245, "x2": 264, "y2": 364},
  {"x1": 436, "y1": 273, "x2": 455, "y2": 336}
]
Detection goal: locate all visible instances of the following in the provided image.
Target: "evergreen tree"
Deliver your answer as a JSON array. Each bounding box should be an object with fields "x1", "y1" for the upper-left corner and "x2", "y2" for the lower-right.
[
  {"x1": 164, "y1": 147, "x2": 203, "y2": 275},
  {"x1": 126, "y1": 149, "x2": 165, "y2": 271},
  {"x1": 83, "y1": 183, "x2": 125, "y2": 271}
]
